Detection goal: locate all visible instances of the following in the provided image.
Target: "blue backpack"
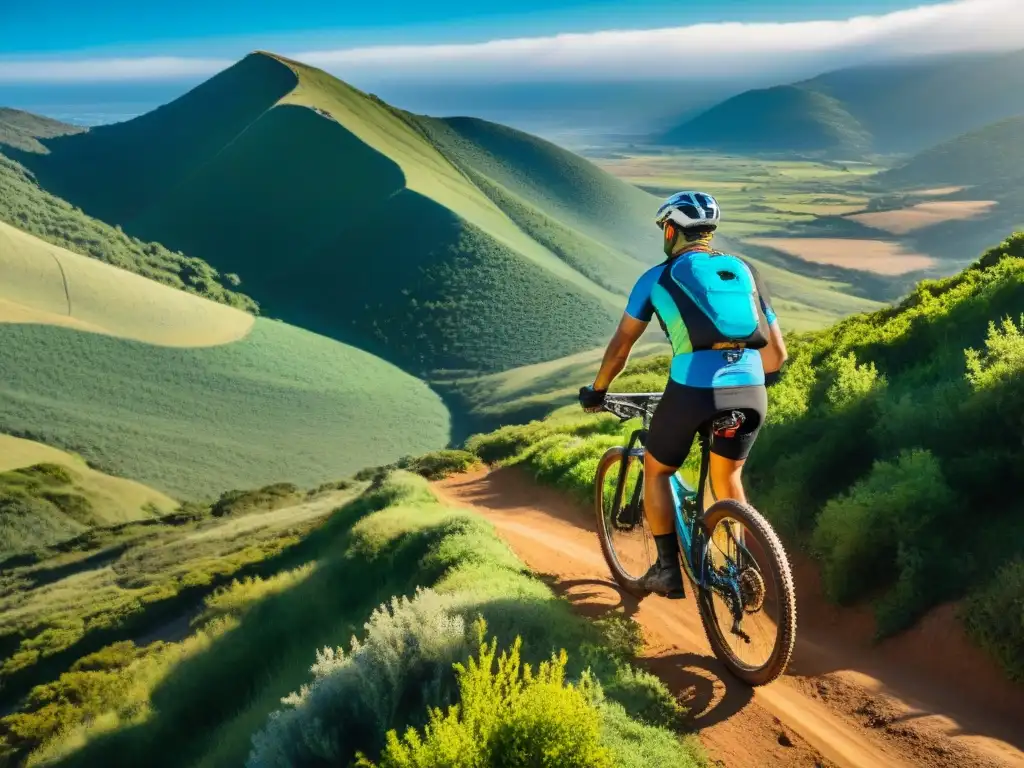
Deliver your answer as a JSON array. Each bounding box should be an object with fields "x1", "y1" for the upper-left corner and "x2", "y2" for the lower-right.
[{"x1": 662, "y1": 252, "x2": 769, "y2": 349}]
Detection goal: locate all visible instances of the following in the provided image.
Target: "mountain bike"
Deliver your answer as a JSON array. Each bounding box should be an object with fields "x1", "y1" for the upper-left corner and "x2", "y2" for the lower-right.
[{"x1": 593, "y1": 392, "x2": 796, "y2": 686}]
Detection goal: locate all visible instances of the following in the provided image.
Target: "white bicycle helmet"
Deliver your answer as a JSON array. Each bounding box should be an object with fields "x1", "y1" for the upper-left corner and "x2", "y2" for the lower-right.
[{"x1": 655, "y1": 191, "x2": 721, "y2": 231}]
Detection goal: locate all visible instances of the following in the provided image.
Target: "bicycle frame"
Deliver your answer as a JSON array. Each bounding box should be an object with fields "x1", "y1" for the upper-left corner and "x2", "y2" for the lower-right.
[{"x1": 603, "y1": 394, "x2": 745, "y2": 600}]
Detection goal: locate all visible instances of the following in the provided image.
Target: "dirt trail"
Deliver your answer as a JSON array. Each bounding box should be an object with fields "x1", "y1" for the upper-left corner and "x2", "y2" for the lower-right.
[{"x1": 435, "y1": 468, "x2": 1024, "y2": 768}]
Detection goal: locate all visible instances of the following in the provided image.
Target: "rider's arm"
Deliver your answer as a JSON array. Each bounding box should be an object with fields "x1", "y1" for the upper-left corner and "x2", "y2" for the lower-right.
[
  {"x1": 761, "y1": 320, "x2": 788, "y2": 376},
  {"x1": 593, "y1": 313, "x2": 649, "y2": 390},
  {"x1": 592, "y1": 269, "x2": 656, "y2": 390},
  {"x1": 745, "y1": 260, "x2": 788, "y2": 376}
]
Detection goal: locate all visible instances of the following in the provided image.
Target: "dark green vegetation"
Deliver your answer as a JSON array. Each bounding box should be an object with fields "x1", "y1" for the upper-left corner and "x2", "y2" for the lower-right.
[
  {"x1": 354, "y1": 449, "x2": 484, "y2": 482},
  {"x1": 0, "y1": 108, "x2": 83, "y2": 154},
  {"x1": 662, "y1": 86, "x2": 872, "y2": 156},
  {"x1": 662, "y1": 49, "x2": 1024, "y2": 155},
  {"x1": 11, "y1": 52, "x2": 661, "y2": 376},
  {"x1": 465, "y1": 233, "x2": 1024, "y2": 682},
  {"x1": 0, "y1": 318, "x2": 450, "y2": 499},
  {"x1": 0, "y1": 473, "x2": 706, "y2": 768},
  {"x1": 0, "y1": 154, "x2": 256, "y2": 311}
]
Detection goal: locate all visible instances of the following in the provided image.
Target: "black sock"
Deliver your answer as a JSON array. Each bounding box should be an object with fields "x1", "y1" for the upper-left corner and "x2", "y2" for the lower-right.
[{"x1": 654, "y1": 533, "x2": 679, "y2": 569}]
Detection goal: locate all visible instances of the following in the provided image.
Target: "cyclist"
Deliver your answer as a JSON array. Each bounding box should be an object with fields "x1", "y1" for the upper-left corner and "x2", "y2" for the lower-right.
[{"x1": 579, "y1": 191, "x2": 787, "y2": 599}]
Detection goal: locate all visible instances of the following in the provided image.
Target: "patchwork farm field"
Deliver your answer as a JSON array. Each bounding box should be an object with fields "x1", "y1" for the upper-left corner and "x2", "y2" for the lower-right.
[{"x1": 745, "y1": 237, "x2": 935, "y2": 275}]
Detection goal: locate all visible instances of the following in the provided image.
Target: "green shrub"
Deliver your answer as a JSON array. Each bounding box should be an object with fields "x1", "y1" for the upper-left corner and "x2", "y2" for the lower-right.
[
  {"x1": 210, "y1": 483, "x2": 301, "y2": 517},
  {"x1": 961, "y1": 559, "x2": 1024, "y2": 683},
  {"x1": 397, "y1": 450, "x2": 483, "y2": 480},
  {"x1": 246, "y1": 589, "x2": 473, "y2": 767},
  {"x1": 811, "y1": 450, "x2": 957, "y2": 631},
  {"x1": 360, "y1": 626, "x2": 612, "y2": 768}
]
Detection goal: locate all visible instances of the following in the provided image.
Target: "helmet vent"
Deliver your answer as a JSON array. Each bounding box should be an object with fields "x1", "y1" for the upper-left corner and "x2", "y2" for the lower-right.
[{"x1": 717, "y1": 270, "x2": 737, "y2": 281}]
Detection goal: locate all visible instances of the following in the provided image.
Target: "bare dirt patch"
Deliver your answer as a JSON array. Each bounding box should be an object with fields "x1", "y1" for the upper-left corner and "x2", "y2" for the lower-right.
[
  {"x1": 746, "y1": 237, "x2": 935, "y2": 275},
  {"x1": 916, "y1": 187, "x2": 965, "y2": 197},
  {"x1": 848, "y1": 201, "x2": 997, "y2": 235}
]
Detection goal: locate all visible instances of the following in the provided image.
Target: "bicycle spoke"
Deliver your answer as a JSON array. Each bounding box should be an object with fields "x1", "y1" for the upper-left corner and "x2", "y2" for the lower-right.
[
  {"x1": 600, "y1": 454, "x2": 654, "y2": 581},
  {"x1": 705, "y1": 516, "x2": 783, "y2": 671}
]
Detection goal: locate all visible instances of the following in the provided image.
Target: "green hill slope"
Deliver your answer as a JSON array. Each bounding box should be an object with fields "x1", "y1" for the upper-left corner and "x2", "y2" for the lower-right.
[
  {"x1": 15, "y1": 53, "x2": 630, "y2": 376},
  {"x1": 808, "y1": 50, "x2": 1024, "y2": 154},
  {"x1": 0, "y1": 108, "x2": 84, "y2": 153},
  {"x1": 661, "y1": 85, "x2": 872, "y2": 155},
  {"x1": 12, "y1": 52, "x2": 878, "y2": 377},
  {"x1": 0, "y1": 222, "x2": 450, "y2": 498},
  {"x1": 662, "y1": 50, "x2": 1024, "y2": 156},
  {"x1": 0, "y1": 153, "x2": 257, "y2": 310},
  {"x1": 881, "y1": 117, "x2": 1024, "y2": 188}
]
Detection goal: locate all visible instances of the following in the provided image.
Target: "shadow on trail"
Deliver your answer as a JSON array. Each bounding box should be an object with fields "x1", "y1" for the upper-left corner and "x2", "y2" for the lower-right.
[
  {"x1": 542, "y1": 572, "x2": 753, "y2": 730},
  {"x1": 542, "y1": 575, "x2": 642, "y2": 620},
  {"x1": 647, "y1": 651, "x2": 754, "y2": 730}
]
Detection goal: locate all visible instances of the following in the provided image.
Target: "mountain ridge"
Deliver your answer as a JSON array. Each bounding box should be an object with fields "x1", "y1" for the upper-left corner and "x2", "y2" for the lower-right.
[{"x1": 661, "y1": 49, "x2": 1024, "y2": 156}]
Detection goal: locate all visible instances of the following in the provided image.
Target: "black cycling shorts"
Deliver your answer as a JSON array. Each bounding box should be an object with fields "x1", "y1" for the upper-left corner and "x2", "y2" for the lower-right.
[{"x1": 645, "y1": 380, "x2": 767, "y2": 468}]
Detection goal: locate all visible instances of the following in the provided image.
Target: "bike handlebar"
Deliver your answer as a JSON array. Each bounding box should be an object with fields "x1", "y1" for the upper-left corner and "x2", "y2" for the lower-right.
[{"x1": 601, "y1": 392, "x2": 663, "y2": 423}]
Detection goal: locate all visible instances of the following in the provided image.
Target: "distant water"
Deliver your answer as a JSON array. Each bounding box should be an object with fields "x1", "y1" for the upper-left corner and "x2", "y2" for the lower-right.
[{"x1": 18, "y1": 104, "x2": 156, "y2": 127}]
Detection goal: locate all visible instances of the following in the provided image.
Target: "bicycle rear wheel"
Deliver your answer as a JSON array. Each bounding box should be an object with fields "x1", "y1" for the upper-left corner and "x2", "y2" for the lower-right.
[
  {"x1": 594, "y1": 447, "x2": 655, "y2": 598},
  {"x1": 697, "y1": 499, "x2": 797, "y2": 686}
]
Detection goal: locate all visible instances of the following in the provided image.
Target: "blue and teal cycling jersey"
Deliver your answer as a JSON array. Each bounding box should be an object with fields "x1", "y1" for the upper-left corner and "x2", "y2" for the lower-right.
[{"x1": 625, "y1": 253, "x2": 778, "y2": 388}]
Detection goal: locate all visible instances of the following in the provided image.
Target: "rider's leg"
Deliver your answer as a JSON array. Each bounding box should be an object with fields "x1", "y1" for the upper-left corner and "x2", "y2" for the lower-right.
[
  {"x1": 642, "y1": 381, "x2": 704, "y2": 599},
  {"x1": 708, "y1": 454, "x2": 747, "y2": 504},
  {"x1": 640, "y1": 448, "x2": 686, "y2": 599},
  {"x1": 642, "y1": 450, "x2": 677, "y2": 536}
]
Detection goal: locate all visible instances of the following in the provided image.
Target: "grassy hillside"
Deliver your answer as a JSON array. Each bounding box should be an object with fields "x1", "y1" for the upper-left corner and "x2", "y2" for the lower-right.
[
  {"x1": 0, "y1": 153, "x2": 256, "y2": 311},
  {"x1": 0, "y1": 473, "x2": 707, "y2": 768},
  {"x1": 419, "y1": 115, "x2": 661, "y2": 262},
  {"x1": 0, "y1": 220, "x2": 255, "y2": 346},
  {"x1": 661, "y1": 85, "x2": 871, "y2": 156},
  {"x1": 0, "y1": 318, "x2": 450, "y2": 499},
  {"x1": 881, "y1": 117, "x2": 1024, "y2": 188},
  {"x1": 661, "y1": 50, "x2": 1024, "y2": 156},
  {"x1": 0, "y1": 435, "x2": 178, "y2": 555},
  {"x1": 0, "y1": 480, "x2": 360, "y2": 736},
  {"x1": 15, "y1": 52, "x2": 640, "y2": 376},
  {"x1": 0, "y1": 108, "x2": 84, "y2": 154},
  {"x1": 0, "y1": 213, "x2": 449, "y2": 498},
  {"x1": 465, "y1": 231, "x2": 1024, "y2": 682}
]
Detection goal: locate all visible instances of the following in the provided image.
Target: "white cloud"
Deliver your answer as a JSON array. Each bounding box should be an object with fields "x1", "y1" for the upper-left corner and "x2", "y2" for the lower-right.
[
  {"x1": 1, "y1": 0, "x2": 1021, "y2": 84},
  {"x1": 0, "y1": 56, "x2": 233, "y2": 83}
]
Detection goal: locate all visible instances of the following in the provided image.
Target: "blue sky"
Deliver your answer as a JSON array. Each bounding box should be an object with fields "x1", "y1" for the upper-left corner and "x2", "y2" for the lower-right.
[
  {"x1": 0, "y1": 0, "x2": 1020, "y2": 90},
  {"x1": 0, "y1": 0, "x2": 958, "y2": 56}
]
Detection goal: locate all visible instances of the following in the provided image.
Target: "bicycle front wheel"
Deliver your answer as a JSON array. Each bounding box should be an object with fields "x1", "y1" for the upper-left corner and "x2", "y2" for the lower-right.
[
  {"x1": 594, "y1": 447, "x2": 656, "y2": 599},
  {"x1": 697, "y1": 499, "x2": 797, "y2": 686}
]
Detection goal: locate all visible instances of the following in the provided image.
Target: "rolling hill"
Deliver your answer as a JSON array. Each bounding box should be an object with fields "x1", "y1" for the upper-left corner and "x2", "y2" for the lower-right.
[
  {"x1": 0, "y1": 107, "x2": 84, "y2": 153},
  {"x1": 662, "y1": 50, "x2": 1024, "y2": 156},
  {"x1": 10, "y1": 52, "x2": 872, "y2": 379},
  {"x1": 881, "y1": 116, "x2": 1024, "y2": 189},
  {"x1": 660, "y1": 85, "x2": 872, "y2": 156},
  {"x1": 13, "y1": 52, "x2": 646, "y2": 376},
  {"x1": 0, "y1": 221, "x2": 450, "y2": 499}
]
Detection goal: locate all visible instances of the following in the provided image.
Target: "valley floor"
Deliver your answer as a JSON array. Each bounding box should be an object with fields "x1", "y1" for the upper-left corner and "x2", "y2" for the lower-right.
[{"x1": 435, "y1": 467, "x2": 1024, "y2": 768}]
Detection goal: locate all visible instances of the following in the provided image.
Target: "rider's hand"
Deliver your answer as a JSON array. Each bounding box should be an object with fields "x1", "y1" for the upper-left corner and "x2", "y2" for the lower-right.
[{"x1": 579, "y1": 385, "x2": 607, "y2": 413}]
